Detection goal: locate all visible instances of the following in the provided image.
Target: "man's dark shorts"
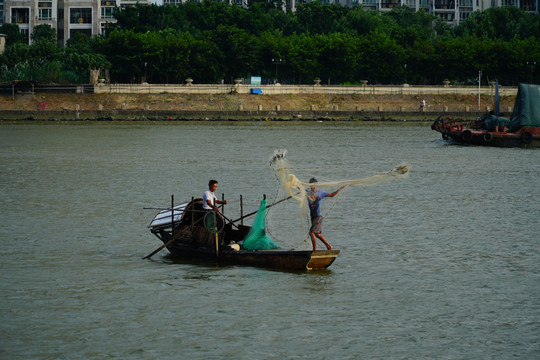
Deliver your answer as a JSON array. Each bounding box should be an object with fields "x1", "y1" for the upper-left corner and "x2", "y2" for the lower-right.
[{"x1": 310, "y1": 216, "x2": 323, "y2": 234}]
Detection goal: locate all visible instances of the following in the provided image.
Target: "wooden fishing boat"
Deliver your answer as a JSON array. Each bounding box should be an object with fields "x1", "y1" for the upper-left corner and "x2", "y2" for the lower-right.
[
  {"x1": 431, "y1": 115, "x2": 540, "y2": 148},
  {"x1": 431, "y1": 83, "x2": 540, "y2": 148},
  {"x1": 146, "y1": 197, "x2": 340, "y2": 270}
]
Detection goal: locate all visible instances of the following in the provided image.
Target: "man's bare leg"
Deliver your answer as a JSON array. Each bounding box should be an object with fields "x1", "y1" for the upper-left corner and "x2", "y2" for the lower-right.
[
  {"x1": 309, "y1": 232, "x2": 318, "y2": 250},
  {"x1": 316, "y1": 233, "x2": 332, "y2": 250}
]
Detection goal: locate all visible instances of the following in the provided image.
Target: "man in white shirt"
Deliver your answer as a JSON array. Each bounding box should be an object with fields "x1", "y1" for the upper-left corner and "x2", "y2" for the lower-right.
[{"x1": 203, "y1": 179, "x2": 228, "y2": 212}]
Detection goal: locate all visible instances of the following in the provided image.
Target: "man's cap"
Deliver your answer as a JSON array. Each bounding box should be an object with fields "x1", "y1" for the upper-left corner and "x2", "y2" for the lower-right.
[{"x1": 309, "y1": 177, "x2": 318, "y2": 184}]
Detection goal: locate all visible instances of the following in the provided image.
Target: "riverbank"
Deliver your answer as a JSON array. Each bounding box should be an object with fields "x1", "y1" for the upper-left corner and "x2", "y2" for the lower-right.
[{"x1": 0, "y1": 93, "x2": 515, "y2": 121}]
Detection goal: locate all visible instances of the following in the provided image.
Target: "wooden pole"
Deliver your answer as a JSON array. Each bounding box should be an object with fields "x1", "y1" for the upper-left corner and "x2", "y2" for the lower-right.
[
  {"x1": 171, "y1": 194, "x2": 174, "y2": 236},
  {"x1": 190, "y1": 196, "x2": 194, "y2": 233},
  {"x1": 221, "y1": 193, "x2": 225, "y2": 214},
  {"x1": 214, "y1": 197, "x2": 219, "y2": 256},
  {"x1": 232, "y1": 195, "x2": 293, "y2": 223},
  {"x1": 240, "y1": 194, "x2": 244, "y2": 225},
  {"x1": 215, "y1": 229, "x2": 219, "y2": 257}
]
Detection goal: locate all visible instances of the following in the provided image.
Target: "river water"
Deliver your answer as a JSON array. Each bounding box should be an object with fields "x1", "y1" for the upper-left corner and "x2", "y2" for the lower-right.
[{"x1": 1, "y1": 122, "x2": 538, "y2": 359}]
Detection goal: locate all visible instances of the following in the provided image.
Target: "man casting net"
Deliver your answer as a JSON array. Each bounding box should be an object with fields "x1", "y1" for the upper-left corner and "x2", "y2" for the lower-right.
[{"x1": 261, "y1": 149, "x2": 411, "y2": 250}]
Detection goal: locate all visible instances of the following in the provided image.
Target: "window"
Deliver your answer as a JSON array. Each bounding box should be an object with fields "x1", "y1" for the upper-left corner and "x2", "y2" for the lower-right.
[
  {"x1": 101, "y1": 1, "x2": 115, "y2": 19},
  {"x1": 38, "y1": 2, "x2": 53, "y2": 21},
  {"x1": 100, "y1": 22, "x2": 108, "y2": 35},
  {"x1": 70, "y1": 8, "x2": 92, "y2": 24},
  {"x1": 20, "y1": 28, "x2": 29, "y2": 43},
  {"x1": 460, "y1": 11, "x2": 472, "y2": 21},
  {"x1": 521, "y1": 0, "x2": 537, "y2": 11},
  {"x1": 101, "y1": 6, "x2": 114, "y2": 19},
  {"x1": 11, "y1": 8, "x2": 29, "y2": 24}
]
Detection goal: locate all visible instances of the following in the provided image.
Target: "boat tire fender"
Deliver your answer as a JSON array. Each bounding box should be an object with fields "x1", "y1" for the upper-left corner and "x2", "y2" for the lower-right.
[
  {"x1": 521, "y1": 131, "x2": 533, "y2": 144},
  {"x1": 483, "y1": 132, "x2": 493, "y2": 142},
  {"x1": 462, "y1": 130, "x2": 472, "y2": 141},
  {"x1": 442, "y1": 133, "x2": 449, "y2": 140}
]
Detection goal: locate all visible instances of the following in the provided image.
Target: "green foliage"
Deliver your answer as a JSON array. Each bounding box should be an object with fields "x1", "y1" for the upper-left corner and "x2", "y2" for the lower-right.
[
  {"x1": 98, "y1": 2, "x2": 539, "y2": 85},
  {"x1": 31, "y1": 24, "x2": 57, "y2": 42},
  {"x1": 0, "y1": 24, "x2": 110, "y2": 83},
  {"x1": 3, "y1": 1, "x2": 538, "y2": 85},
  {"x1": 66, "y1": 32, "x2": 93, "y2": 52},
  {"x1": 0, "y1": 42, "x2": 31, "y2": 68},
  {"x1": 0, "y1": 23, "x2": 26, "y2": 46},
  {"x1": 455, "y1": 7, "x2": 540, "y2": 41}
]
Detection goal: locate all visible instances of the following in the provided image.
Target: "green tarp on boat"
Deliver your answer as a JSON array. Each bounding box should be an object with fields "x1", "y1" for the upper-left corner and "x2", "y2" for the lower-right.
[{"x1": 510, "y1": 83, "x2": 540, "y2": 130}]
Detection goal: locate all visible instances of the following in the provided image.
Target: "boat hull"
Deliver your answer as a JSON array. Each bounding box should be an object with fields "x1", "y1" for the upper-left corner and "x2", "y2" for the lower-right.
[
  {"x1": 431, "y1": 116, "x2": 539, "y2": 148},
  {"x1": 442, "y1": 129, "x2": 540, "y2": 148},
  {"x1": 165, "y1": 241, "x2": 340, "y2": 271}
]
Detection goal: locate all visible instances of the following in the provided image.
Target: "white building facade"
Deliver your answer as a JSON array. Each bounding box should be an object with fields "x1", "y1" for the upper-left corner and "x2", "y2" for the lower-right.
[{"x1": 0, "y1": 0, "x2": 150, "y2": 44}]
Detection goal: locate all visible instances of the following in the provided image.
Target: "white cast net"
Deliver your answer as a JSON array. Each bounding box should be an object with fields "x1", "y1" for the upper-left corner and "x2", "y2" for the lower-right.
[{"x1": 266, "y1": 149, "x2": 411, "y2": 249}]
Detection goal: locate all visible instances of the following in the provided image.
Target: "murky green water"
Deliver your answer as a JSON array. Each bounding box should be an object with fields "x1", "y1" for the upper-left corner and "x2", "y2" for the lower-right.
[{"x1": 1, "y1": 122, "x2": 538, "y2": 359}]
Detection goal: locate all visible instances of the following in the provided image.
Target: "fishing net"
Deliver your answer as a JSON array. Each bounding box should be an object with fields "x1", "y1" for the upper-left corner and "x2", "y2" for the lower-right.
[
  {"x1": 203, "y1": 211, "x2": 224, "y2": 234},
  {"x1": 241, "y1": 198, "x2": 279, "y2": 250},
  {"x1": 269, "y1": 149, "x2": 410, "y2": 212},
  {"x1": 264, "y1": 149, "x2": 411, "y2": 249}
]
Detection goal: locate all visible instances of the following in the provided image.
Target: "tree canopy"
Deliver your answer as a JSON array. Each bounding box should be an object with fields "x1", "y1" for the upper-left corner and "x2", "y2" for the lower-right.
[{"x1": 0, "y1": 2, "x2": 538, "y2": 85}]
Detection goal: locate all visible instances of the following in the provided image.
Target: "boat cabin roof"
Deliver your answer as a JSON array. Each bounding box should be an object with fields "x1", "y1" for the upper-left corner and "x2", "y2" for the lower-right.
[{"x1": 148, "y1": 202, "x2": 189, "y2": 229}]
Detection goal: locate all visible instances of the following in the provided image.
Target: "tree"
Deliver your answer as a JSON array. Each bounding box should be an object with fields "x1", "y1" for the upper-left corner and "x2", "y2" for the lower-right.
[
  {"x1": 31, "y1": 24, "x2": 56, "y2": 42},
  {"x1": 208, "y1": 25, "x2": 258, "y2": 81},
  {"x1": 294, "y1": 2, "x2": 349, "y2": 34},
  {"x1": 355, "y1": 32, "x2": 406, "y2": 84},
  {"x1": 317, "y1": 33, "x2": 359, "y2": 84},
  {"x1": 455, "y1": 7, "x2": 540, "y2": 41},
  {"x1": 0, "y1": 42, "x2": 31, "y2": 69},
  {"x1": 0, "y1": 23, "x2": 25, "y2": 46}
]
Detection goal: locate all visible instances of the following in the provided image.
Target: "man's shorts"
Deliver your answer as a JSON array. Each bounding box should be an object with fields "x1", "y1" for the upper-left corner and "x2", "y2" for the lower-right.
[{"x1": 310, "y1": 216, "x2": 323, "y2": 234}]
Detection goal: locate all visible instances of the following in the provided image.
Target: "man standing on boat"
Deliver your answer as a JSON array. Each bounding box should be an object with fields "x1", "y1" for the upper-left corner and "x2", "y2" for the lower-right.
[
  {"x1": 203, "y1": 179, "x2": 227, "y2": 213},
  {"x1": 307, "y1": 178, "x2": 345, "y2": 251}
]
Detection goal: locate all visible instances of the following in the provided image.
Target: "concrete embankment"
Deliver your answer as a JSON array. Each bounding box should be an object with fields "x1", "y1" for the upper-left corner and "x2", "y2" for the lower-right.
[
  {"x1": 0, "y1": 109, "x2": 485, "y2": 122},
  {"x1": 0, "y1": 84, "x2": 515, "y2": 122}
]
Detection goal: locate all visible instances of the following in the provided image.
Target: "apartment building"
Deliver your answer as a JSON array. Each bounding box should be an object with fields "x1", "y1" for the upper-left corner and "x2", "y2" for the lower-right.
[
  {"x1": 0, "y1": 0, "x2": 537, "y2": 45},
  {"x1": 0, "y1": 0, "x2": 149, "y2": 45},
  {"x1": 352, "y1": 0, "x2": 538, "y2": 24},
  {"x1": 163, "y1": 0, "x2": 538, "y2": 24},
  {"x1": 1, "y1": 0, "x2": 59, "y2": 41},
  {"x1": 289, "y1": 0, "x2": 538, "y2": 23}
]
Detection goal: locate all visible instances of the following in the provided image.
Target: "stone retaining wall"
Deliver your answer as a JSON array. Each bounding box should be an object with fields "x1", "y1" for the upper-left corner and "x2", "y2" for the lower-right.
[{"x1": 0, "y1": 109, "x2": 486, "y2": 122}]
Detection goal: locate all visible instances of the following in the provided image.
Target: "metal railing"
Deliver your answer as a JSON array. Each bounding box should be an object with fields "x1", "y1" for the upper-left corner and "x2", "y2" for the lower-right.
[{"x1": 94, "y1": 83, "x2": 517, "y2": 96}]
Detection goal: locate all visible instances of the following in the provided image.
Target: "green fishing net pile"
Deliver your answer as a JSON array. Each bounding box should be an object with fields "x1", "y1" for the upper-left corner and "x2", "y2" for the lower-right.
[{"x1": 242, "y1": 198, "x2": 279, "y2": 250}]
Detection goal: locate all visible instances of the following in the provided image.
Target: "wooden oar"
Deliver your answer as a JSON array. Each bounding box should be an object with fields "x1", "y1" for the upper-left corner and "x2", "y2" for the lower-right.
[
  {"x1": 218, "y1": 211, "x2": 240, "y2": 229},
  {"x1": 231, "y1": 195, "x2": 293, "y2": 223}
]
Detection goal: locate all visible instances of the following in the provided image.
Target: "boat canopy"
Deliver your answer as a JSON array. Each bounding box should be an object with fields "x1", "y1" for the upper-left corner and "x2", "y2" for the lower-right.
[
  {"x1": 510, "y1": 83, "x2": 540, "y2": 130},
  {"x1": 148, "y1": 202, "x2": 188, "y2": 229}
]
